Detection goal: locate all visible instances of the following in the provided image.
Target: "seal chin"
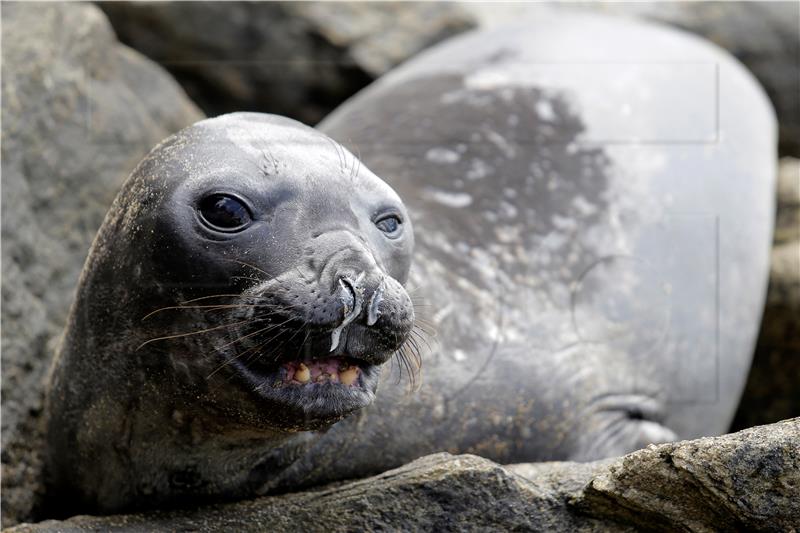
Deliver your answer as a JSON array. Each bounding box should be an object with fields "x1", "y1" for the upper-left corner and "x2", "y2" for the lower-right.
[{"x1": 229, "y1": 352, "x2": 381, "y2": 427}]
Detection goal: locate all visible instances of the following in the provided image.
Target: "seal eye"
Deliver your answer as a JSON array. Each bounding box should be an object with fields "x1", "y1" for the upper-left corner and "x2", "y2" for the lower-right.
[
  {"x1": 198, "y1": 194, "x2": 253, "y2": 232},
  {"x1": 375, "y1": 215, "x2": 403, "y2": 238}
]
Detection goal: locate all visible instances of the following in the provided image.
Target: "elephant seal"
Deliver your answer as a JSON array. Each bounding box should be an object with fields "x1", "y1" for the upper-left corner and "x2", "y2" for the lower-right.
[
  {"x1": 278, "y1": 9, "x2": 776, "y2": 486},
  {"x1": 44, "y1": 112, "x2": 416, "y2": 514},
  {"x1": 44, "y1": 10, "x2": 776, "y2": 518}
]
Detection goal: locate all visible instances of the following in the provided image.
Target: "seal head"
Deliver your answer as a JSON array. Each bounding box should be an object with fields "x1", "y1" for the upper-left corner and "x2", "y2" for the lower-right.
[
  {"x1": 143, "y1": 112, "x2": 415, "y2": 427},
  {"x1": 44, "y1": 112, "x2": 416, "y2": 513}
]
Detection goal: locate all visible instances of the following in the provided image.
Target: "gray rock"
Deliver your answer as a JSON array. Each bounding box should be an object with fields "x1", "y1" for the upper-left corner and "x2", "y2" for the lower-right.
[
  {"x1": 0, "y1": 2, "x2": 203, "y2": 527},
  {"x1": 774, "y1": 158, "x2": 800, "y2": 245},
  {"x1": 464, "y1": 1, "x2": 800, "y2": 157},
  {"x1": 97, "y1": 1, "x2": 475, "y2": 124},
  {"x1": 733, "y1": 158, "x2": 800, "y2": 430},
  {"x1": 8, "y1": 418, "x2": 798, "y2": 532},
  {"x1": 579, "y1": 417, "x2": 800, "y2": 531}
]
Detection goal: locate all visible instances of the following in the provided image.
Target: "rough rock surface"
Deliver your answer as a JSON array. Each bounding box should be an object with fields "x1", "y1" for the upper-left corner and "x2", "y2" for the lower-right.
[
  {"x1": 8, "y1": 419, "x2": 798, "y2": 532},
  {"x1": 1, "y1": 2, "x2": 203, "y2": 526},
  {"x1": 733, "y1": 158, "x2": 800, "y2": 429},
  {"x1": 98, "y1": 1, "x2": 475, "y2": 124}
]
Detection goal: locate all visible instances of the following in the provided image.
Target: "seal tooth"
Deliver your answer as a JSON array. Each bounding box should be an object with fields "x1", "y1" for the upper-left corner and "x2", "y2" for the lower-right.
[
  {"x1": 340, "y1": 366, "x2": 359, "y2": 386},
  {"x1": 295, "y1": 363, "x2": 310, "y2": 383}
]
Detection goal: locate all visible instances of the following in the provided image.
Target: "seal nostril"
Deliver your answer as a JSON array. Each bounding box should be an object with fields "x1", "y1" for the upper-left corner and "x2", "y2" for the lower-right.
[
  {"x1": 338, "y1": 277, "x2": 357, "y2": 316},
  {"x1": 330, "y1": 275, "x2": 364, "y2": 352}
]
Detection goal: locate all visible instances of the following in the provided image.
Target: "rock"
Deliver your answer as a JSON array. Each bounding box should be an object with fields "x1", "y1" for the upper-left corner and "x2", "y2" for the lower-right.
[
  {"x1": 8, "y1": 419, "x2": 798, "y2": 532},
  {"x1": 579, "y1": 417, "x2": 800, "y2": 531},
  {"x1": 97, "y1": 1, "x2": 475, "y2": 124},
  {"x1": 733, "y1": 158, "x2": 800, "y2": 431},
  {"x1": 774, "y1": 158, "x2": 800, "y2": 245},
  {"x1": 464, "y1": 1, "x2": 800, "y2": 157},
  {"x1": 0, "y1": 2, "x2": 203, "y2": 527}
]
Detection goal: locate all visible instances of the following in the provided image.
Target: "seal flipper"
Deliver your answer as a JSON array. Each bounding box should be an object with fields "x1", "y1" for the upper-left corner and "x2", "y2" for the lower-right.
[{"x1": 570, "y1": 394, "x2": 679, "y2": 462}]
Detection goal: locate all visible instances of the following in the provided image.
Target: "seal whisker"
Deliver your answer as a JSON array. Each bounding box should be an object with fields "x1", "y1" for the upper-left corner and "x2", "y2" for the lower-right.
[
  {"x1": 410, "y1": 327, "x2": 436, "y2": 352},
  {"x1": 206, "y1": 316, "x2": 296, "y2": 379},
  {"x1": 259, "y1": 147, "x2": 280, "y2": 176},
  {"x1": 228, "y1": 259, "x2": 277, "y2": 282},
  {"x1": 136, "y1": 318, "x2": 255, "y2": 350},
  {"x1": 406, "y1": 336, "x2": 424, "y2": 368},
  {"x1": 141, "y1": 303, "x2": 263, "y2": 321},
  {"x1": 207, "y1": 342, "x2": 270, "y2": 382},
  {"x1": 215, "y1": 318, "x2": 295, "y2": 351},
  {"x1": 348, "y1": 139, "x2": 362, "y2": 182},
  {"x1": 258, "y1": 318, "x2": 309, "y2": 365},
  {"x1": 230, "y1": 275, "x2": 266, "y2": 285},
  {"x1": 411, "y1": 315, "x2": 436, "y2": 327},
  {"x1": 395, "y1": 344, "x2": 420, "y2": 391},
  {"x1": 176, "y1": 293, "x2": 266, "y2": 305},
  {"x1": 238, "y1": 316, "x2": 301, "y2": 365},
  {"x1": 207, "y1": 335, "x2": 273, "y2": 380},
  {"x1": 324, "y1": 135, "x2": 346, "y2": 174},
  {"x1": 228, "y1": 261, "x2": 300, "y2": 294}
]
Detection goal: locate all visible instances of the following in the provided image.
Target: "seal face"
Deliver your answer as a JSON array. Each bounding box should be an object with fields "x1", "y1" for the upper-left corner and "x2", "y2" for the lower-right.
[
  {"x1": 44, "y1": 112, "x2": 416, "y2": 513},
  {"x1": 143, "y1": 113, "x2": 415, "y2": 427}
]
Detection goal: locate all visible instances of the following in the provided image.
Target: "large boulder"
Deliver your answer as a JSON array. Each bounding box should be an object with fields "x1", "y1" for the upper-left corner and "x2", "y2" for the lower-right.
[
  {"x1": 97, "y1": 1, "x2": 475, "y2": 124},
  {"x1": 8, "y1": 418, "x2": 799, "y2": 531},
  {"x1": 465, "y1": 1, "x2": 800, "y2": 157},
  {"x1": 1, "y1": 2, "x2": 203, "y2": 526},
  {"x1": 733, "y1": 157, "x2": 800, "y2": 429}
]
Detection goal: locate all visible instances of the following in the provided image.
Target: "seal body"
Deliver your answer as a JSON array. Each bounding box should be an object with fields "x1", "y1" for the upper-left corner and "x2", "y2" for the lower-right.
[
  {"x1": 44, "y1": 113, "x2": 415, "y2": 514},
  {"x1": 281, "y1": 10, "x2": 776, "y2": 485}
]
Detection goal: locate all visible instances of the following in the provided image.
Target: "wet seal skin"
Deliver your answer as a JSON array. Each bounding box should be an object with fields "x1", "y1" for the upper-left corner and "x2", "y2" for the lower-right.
[{"x1": 43, "y1": 113, "x2": 417, "y2": 515}]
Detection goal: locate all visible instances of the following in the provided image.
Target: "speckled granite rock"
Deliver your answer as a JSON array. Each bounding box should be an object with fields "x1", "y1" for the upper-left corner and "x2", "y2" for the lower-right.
[
  {"x1": 98, "y1": 1, "x2": 475, "y2": 124},
  {"x1": 1, "y1": 2, "x2": 203, "y2": 526},
  {"x1": 8, "y1": 419, "x2": 798, "y2": 532}
]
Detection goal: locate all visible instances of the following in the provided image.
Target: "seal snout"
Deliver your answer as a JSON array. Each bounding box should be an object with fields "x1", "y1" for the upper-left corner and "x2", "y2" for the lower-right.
[
  {"x1": 330, "y1": 272, "x2": 387, "y2": 351},
  {"x1": 324, "y1": 268, "x2": 412, "y2": 365}
]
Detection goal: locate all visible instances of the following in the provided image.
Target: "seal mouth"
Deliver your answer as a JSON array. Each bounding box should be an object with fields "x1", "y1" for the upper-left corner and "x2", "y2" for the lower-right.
[
  {"x1": 277, "y1": 356, "x2": 365, "y2": 388},
  {"x1": 226, "y1": 344, "x2": 381, "y2": 427}
]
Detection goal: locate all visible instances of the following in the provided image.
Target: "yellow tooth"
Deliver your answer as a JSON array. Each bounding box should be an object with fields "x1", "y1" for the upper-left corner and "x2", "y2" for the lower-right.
[
  {"x1": 295, "y1": 363, "x2": 310, "y2": 383},
  {"x1": 340, "y1": 366, "x2": 358, "y2": 386}
]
